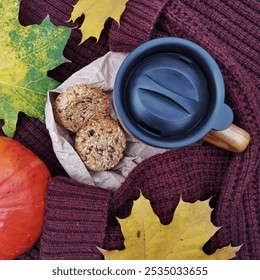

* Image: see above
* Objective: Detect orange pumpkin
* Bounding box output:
[0,136,51,259]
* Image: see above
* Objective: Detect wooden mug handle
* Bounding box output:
[202,124,251,153]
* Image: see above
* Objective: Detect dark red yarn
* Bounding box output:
[1,0,259,259]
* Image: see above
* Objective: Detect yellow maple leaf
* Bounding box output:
[99,193,241,260]
[70,0,128,43]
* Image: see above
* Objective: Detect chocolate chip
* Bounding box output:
[87,130,95,137]
[108,145,115,153]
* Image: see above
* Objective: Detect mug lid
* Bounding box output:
[126,52,209,137]
[114,37,231,148]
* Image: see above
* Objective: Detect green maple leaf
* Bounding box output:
[0,0,70,137]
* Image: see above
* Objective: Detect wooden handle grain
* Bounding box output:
[202,124,251,153]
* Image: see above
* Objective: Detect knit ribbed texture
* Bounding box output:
[40,177,111,260]
[182,0,260,83]
[3,0,259,260]
[109,0,169,52]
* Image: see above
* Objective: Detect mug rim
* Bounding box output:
[114,37,228,148]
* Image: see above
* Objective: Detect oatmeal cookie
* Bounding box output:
[75,115,126,171]
[53,84,110,133]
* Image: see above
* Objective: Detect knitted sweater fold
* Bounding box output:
[40,177,112,260]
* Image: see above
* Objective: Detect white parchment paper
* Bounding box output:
[45,51,167,191]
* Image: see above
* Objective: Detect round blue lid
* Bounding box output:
[126,52,209,137]
[114,37,233,148]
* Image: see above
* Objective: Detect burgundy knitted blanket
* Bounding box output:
[1,0,259,259]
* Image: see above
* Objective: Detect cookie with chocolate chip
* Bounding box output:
[75,115,126,171]
[53,84,110,133]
